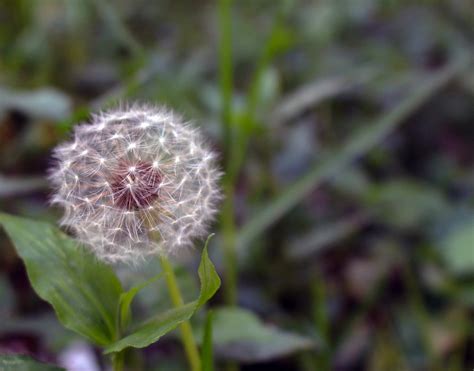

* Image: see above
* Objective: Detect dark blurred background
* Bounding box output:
[0,0,473,370]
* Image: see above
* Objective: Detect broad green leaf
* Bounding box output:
[237,58,469,260]
[119,273,163,329]
[105,241,220,354]
[196,307,315,363]
[106,302,195,353]
[440,218,474,275]
[0,213,122,346]
[0,354,64,371]
[201,310,215,371]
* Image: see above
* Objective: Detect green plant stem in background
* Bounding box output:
[112,304,125,371]
[218,0,234,160]
[218,0,238,306]
[111,351,124,371]
[218,0,293,307]
[160,256,201,371]
[221,185,238,305]
[228,0,293,182]
[218,3,294,307]
[201,310,215,371]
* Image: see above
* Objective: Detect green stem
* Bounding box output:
[218,0,238,307]
[111,290,125,371]
[221,182,238,305]
[218,0,234,161]
[160,256,201,371]
[219,5,295,308]
[111,351,124,371]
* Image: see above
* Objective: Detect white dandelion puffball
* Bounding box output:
[50,105,221,263]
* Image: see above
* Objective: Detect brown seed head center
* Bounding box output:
[110,161,162,210]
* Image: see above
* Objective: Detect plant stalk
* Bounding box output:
[221,182,238,305]
[160,255,201,371]
[218,0,238,307]
[111,351,124,371]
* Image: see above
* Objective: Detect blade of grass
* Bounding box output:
[228,0,294,181]
[217,0,238,306]
[242,0,294,130]
[220,0,294,306]
[237,56,470,260]
[218,0,234,160]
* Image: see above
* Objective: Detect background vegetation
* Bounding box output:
[0,0,473,370]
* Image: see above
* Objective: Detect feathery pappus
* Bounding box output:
[49,104,221,264]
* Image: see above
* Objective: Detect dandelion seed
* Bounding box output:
[49,104,221,264]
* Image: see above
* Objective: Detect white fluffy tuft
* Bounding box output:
[49,104,222,264]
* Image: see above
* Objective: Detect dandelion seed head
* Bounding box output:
[49,104,222,264]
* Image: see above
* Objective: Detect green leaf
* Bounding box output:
[119,273,163,330]
[0,354,64,371]
[0,213,123,346]
[440,218,474,275]
[237,58,469,260]
[105,240,221,354]
[201,310,214,371]
[106,303,195,354]
[196,307,316,363]
[196,237,221,307]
